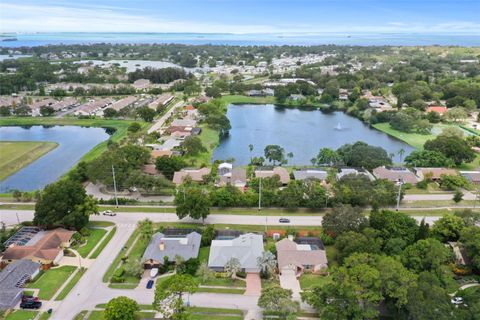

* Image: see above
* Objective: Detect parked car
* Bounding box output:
[451,297,464,305]
[279,218,290,223]
[20,300,42,309]
[146,280,154,289]
[101,210,116,216]
[22,295,39,302]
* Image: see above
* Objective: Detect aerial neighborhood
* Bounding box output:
[1,32,480,320]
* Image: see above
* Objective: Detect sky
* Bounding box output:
[1,0,479,34]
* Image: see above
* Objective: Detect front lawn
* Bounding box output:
[299,274,332,290]
[75,228,107,258]
[90,227,117,259]
[26,266,77,300]
[55,267,87,300]
[5,310,38,320]
[198,247,210,264]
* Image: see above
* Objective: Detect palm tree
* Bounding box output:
[224,257,241,281]
[137,218,153,243]
[256,251,277,275]
[398,148,406,164]
[248,144,254,163]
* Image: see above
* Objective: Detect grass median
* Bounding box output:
[90,227,117,259]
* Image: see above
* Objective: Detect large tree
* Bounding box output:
[401,238,451,272]
[431,213,466,242]
[460,226,480,271]
[264,145,285,165]
[154,274,198,320]
[337,141,392,170]
[313,148,341,166]
[182,136,206,156]
[424,135,475,165]
[174,185,211,222]
[322,204,368,237]
[34,179,98,230]
[369,210,418,245]
[155,156,188,180]
[258,285,299,319]
[404,150,455,168]
[104,296,139,320]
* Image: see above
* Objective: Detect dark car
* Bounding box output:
[146,280,154,289]
[20,300,42,309]
[22,295,39,302]
[279,218,290,223]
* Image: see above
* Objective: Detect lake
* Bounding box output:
[213,104,415,165]
[0,126,110,192]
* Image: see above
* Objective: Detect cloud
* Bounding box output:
[0,2,479,34]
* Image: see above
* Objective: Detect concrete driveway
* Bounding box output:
[279,269,301,299]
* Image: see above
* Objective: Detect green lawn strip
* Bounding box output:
[38,312,51,320]
[88,221,115,227]
[75,228,107,258]
[23,290,35,296]
[299,274,332,290]
[90,227,117,259]
[26,266,77,300]
[221,95,276,105]
[73,311,88,320]
[401,200,475,208]
[183,125,219,167]
[103,228,140,282]
[0,141,58,180]
[196,287,245,294]
[87,310,104,320]
[54,267,87,300]
[188,307,243,315]
[198,247,210,264]
[191,315,242,320]
[4,310,38,320]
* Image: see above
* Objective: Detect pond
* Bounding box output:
[213,104,415,165]
[0,126,110,192]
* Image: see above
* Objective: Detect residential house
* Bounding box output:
[132,79,151,91]
[50,97,78,112]
[293,169,328,182]
[255,167,290,185]
[289,94,306,101]
[208,233,264,273]
[142,231,201,269]
[150,149,173,160]
[373,166,418,185]
[0,260,40,310]
[75,98,113,116]
[460,171,480,184]
[142,164,160,176]
[426,105,448,115]
[336,168,374,181]
[109,96,137,112]
[1,228,75,265]
[173,167,211,185]
[413,168,458,182]
[171,119,197,127]
[276,237,328,275]
[217,165,247,188]
[148,94,174,110]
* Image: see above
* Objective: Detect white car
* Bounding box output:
[101,210,116,216]
[451,297,464,305]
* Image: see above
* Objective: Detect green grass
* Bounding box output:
[196,287,245,294]
[200,277,246,287]
[38,312,51,320]
[221,95,276,105]
[4,310,38,320]
[0,117,146,164]
[55,267,86,300]
[108,283,139,289]
[26,266,77,300]
[87,310,104,320]
[372,123,434,149]
[73,311,88,320]
[191,315,242,320]
[90,227,117,259]
[0,141,58,180]
[299,274,332,290]
[198,247,210,264]
[188,307,243,315]
[183,125,220,166]
[88,221,115,227]
[75,228,107,258]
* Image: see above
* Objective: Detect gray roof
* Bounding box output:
[142,231,201,263]
[0,260,40,309]
[208,233,264,271]
[293,169,327,181]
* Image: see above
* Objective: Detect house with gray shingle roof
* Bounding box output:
[0,260,40,310]
[142,231,201,269]
[208,233,264,273]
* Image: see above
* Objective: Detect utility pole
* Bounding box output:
[258,177,262,211]
[111,165,119,208]
[396,179,403,212]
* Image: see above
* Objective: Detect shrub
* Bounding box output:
[319,233,335,246]
[111,267,125,283]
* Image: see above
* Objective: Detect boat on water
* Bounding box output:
[1,37,18,42]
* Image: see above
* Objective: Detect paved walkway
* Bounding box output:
[279,270,302,299]
[245,273,262,296]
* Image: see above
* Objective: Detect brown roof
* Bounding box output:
[255,167,290,184]
[218,167,247,187]
[151,150,173,159]
[142,164,160,175]
[373,166,418,185]
[275,238,328,270]
[173,168,211,185]
[426,106,448,114]
[2,228,74,262]
[414,167,458,180]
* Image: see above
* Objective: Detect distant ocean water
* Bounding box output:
[1,32,480,47]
